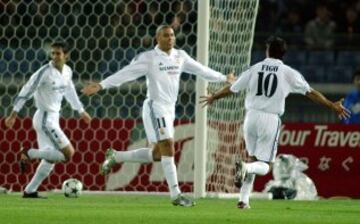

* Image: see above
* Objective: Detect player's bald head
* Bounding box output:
[266,36,287,60]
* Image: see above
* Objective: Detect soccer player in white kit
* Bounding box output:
[200,36,350,209]
[82,25,235,206]
[5,41,92,198]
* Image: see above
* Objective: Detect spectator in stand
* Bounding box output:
[280,9,304,33]
[337,7,360,48]
[255,0,279,33]
[304,4,336,50]
[343,70,360,124]
[279,9,304,47]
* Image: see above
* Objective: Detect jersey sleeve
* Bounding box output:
[13,66,47,112]
[229,68,252,93]
[285,67,311,95]
[100,53,149,89]
[343,93,353,110]
[342,93,353,124]
[181,50,226,82]
[64,73,85,114]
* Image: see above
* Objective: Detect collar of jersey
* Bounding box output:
[49,61,68,76]
[155,45,174,57]
[265,57,284,64]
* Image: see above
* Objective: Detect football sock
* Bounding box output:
[24,160,54,193]
[114,148,153,163]
[245,161,270,175]
[239,174,255,204]
[161,156,181,199]
[28,148,65,162]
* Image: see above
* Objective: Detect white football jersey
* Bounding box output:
[13,61,84,113]
[230,58,311,115]
[100,45,226,105]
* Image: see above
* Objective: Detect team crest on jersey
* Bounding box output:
[174,55,182,64]
[159,128,165,135]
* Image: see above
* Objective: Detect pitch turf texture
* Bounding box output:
[0,193,359,224]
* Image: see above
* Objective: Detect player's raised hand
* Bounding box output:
[199,94,215,108]
[226,72,236,84]
[81,82,102,96]
[80,111,92,124]
[332,98,351,120]
[200,86,233,108]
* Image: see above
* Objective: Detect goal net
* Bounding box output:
[205,0,259,196]
[0,0,258,196]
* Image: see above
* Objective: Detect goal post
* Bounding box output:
[194,0,259,197]
[194,0,211,198]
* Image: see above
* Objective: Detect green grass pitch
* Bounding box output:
[0,193,359,224]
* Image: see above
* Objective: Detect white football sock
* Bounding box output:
[239,174,255,204]
[245,161,270,176]
[24,160,54,193]
[114,148,153,163]
[27,148,65,162]
[161,156,181,199]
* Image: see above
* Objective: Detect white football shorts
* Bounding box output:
[33,110,70,150]
[243,109,281,162]
[142,99,175,143]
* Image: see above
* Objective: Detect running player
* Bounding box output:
[200,36,350,209]
[5,41,91,198]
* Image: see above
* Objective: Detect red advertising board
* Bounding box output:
[272,123,360,198]
[0,118,359,198]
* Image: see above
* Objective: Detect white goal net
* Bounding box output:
[205,0,259,195]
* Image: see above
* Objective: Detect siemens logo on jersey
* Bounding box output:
[159,65,180,71]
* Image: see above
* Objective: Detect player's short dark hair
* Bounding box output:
[266,36,287,59]
[51,41,69,54]
[353,70,360,81]
[156,25,173,36]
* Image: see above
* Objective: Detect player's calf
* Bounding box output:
[19,147,31,174]
[234,160,247,188]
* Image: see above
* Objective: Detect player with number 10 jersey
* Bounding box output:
[231,58,310,116]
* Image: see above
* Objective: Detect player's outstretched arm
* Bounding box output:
[226,72,236,84]
[5,111,18,128]
[306,89,351,120]
[81,82,102,96]
[331,98,351,120]
[200,85,233,107]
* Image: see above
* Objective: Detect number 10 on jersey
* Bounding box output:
[256,72,278,97]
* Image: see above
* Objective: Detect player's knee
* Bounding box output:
[65,151,74,161]
[62,145,75,161]
[248,156,257,162]
[153,153,161,161]
[157,139,175,157]
[268,163,273,172]
[152,147,161,161]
